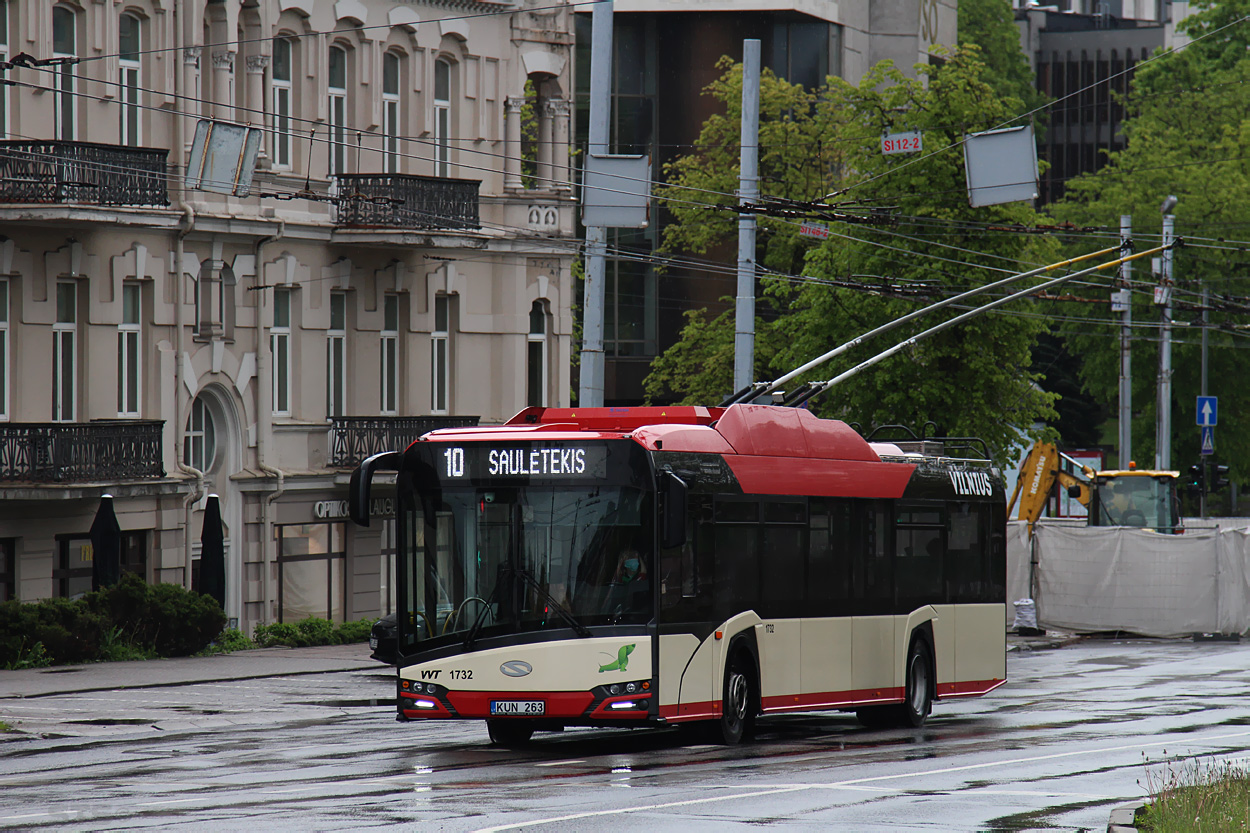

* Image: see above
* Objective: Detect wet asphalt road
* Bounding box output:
[3,638,1250,831]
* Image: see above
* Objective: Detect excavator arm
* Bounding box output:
[1008,441,1092,535]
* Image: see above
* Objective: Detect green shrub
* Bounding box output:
[334,618,373,644]
[86,573,226,657]
[295,616,335,645]
[213,628,257,653]
[252,621,307,648]
[0,597,109,666]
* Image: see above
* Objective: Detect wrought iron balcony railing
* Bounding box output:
[0,141,170,207]
[330,416,480,468]
[336,174,480,230]
[0,421,166,483]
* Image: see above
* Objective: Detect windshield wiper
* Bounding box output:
[512,566,593,638]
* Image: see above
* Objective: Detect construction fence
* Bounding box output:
[1006,519,1250,638]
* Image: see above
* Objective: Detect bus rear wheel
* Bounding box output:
[900,638,933,728]
[715,650,756,745]
[486,719,535,747]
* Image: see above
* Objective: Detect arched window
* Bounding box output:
[53,6,76,141]
[271,37,294,168]
[382,52,401,174]
[119,13,141,145]
[527,300,547,407]
[185,395,217,472]
[328,45,347,176]
[434,59,451,177]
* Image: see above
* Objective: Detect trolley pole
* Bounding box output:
[1118,215,1132,468]
[1156,203,1176,471]
[733,40,761,395]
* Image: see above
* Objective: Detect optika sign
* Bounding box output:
[314,498,393,519]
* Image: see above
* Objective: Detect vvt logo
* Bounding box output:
[500,660,533,677]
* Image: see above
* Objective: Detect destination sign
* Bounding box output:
[438,444,608,481]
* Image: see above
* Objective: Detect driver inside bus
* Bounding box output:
[613,548,647,584]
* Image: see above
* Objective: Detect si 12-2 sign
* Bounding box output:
[882,130,922,155]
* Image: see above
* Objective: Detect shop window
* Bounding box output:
[276,522,346,623]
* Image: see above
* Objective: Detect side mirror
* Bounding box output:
[660,470,687,549]
[348,450,402,527]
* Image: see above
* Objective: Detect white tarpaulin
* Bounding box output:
[1028,523,1250,637]
[1006,520,1032,627]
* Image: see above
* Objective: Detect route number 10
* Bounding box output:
[444,447,465,477]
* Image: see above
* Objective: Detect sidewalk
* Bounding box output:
[1,631,1077,701]
[0,642,379,700]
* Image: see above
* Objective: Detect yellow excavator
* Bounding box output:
[1008,442,1183,535]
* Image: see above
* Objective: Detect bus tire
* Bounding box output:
[715,649,756,745]
[486,719,535,747]
[900,637,933,728]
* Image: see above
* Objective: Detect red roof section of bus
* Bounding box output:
[432,404,881,464]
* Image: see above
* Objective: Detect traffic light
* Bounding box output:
[1212,464,1230,491]
[1187,463,1205,496]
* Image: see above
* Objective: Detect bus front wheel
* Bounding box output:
[486,719,535,747]
[716,650,756,745]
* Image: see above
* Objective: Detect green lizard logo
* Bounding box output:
[598,643,635,673]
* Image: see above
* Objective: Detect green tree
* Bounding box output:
[1049,1,1250,485]
[649,48,1062,462]
[958,0,1047,114]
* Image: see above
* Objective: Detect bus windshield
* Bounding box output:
[1095,476,1177,531]
[398,485,652,655]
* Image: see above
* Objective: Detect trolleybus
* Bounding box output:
[348,403,1006,745]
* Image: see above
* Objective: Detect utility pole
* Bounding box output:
[1200,272,1209,517]
[1118,215,1132,468]
[578,0,613,408]
[1156,197,1177,471]
[733,40,761,395]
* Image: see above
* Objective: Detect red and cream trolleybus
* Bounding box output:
[348,403,1007,746]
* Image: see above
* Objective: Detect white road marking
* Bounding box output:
[472,727,1250,832]
[535,760,586,767]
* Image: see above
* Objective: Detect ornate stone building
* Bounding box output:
[0,0,577,633]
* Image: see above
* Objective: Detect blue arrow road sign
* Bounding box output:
[1197,396,1218,427]
[1201,426,1215,456]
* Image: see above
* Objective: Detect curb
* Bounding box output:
[1107,800,1146,832]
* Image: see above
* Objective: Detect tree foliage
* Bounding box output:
[1049,0,1250,483]
[648,48,1061,463]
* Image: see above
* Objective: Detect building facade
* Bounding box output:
[573,0,959,403]
[0,0,578,634]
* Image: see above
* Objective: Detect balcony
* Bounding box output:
[330,416,480,468]
[0,141,169,207]
[336,174,480,230]
[0,421,165,483]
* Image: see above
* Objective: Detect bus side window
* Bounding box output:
[714,498,760,613]
[853,499,893,608]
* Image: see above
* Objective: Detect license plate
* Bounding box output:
[369,636,378,650]
[490,700,544,716]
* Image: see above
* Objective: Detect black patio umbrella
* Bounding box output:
[199,494,226,610]
[89,493,122,591]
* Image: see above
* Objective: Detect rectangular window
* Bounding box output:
[327,291,346,418]
[329,46,347,177]
[277,522,346,623]
[0,278,7,420]
[117,283,141,416]
[0,537,13,601]
[53,281,76,421]
[434,60,451,177]
[271,288,291,416]
[272,38,293,168]
[431,294,448,414]
[383,53,401,174]
[119,14,140,146]
[527,300,546,408]
[53,9,76,141]
[55,536,94,599]
[0,2,8,139]
[381,294,398,415]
